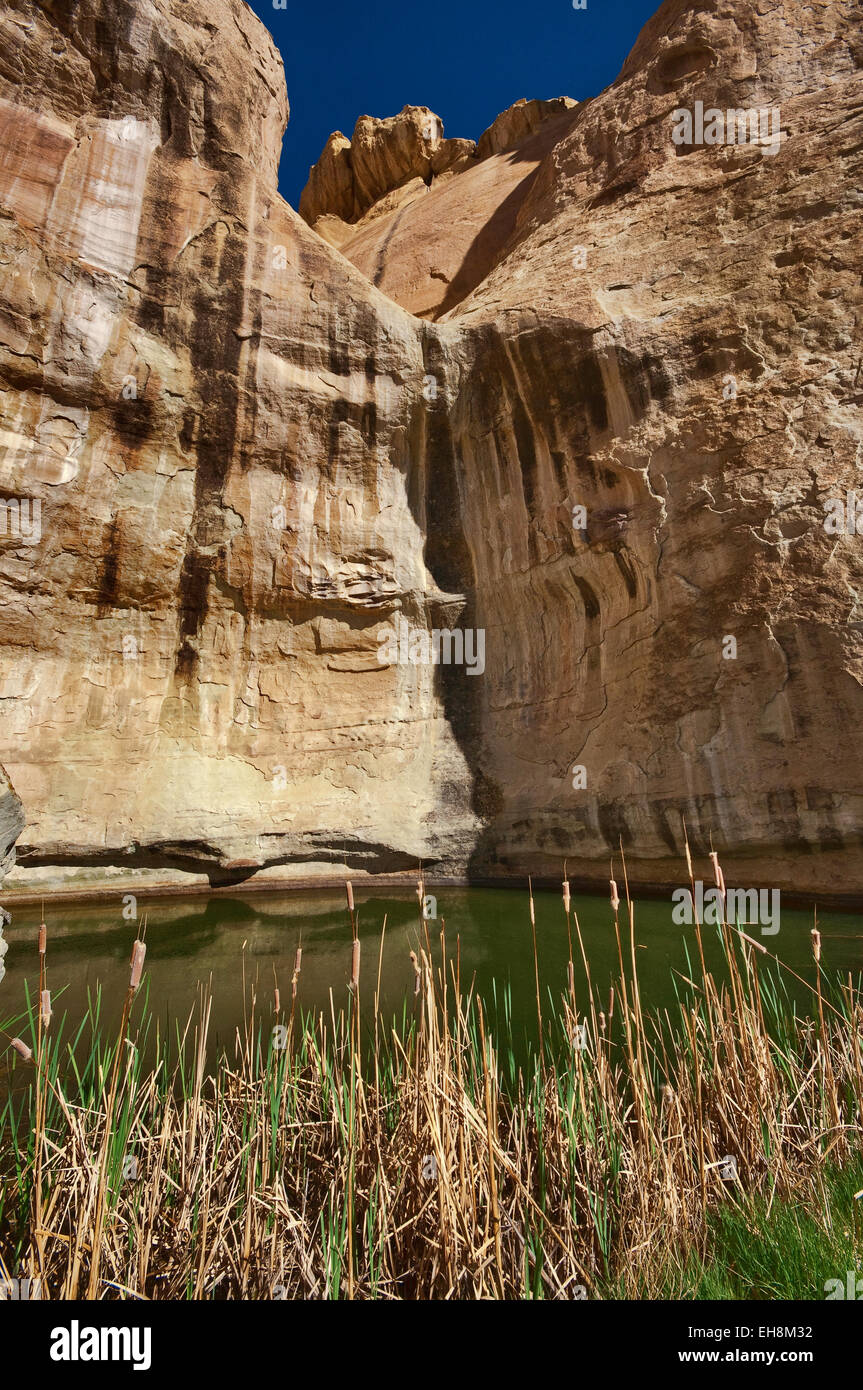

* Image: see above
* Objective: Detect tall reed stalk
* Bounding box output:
[1,856,860,1299]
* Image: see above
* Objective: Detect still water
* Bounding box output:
[2,886,862,1064]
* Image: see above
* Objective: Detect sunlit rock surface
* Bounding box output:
[0,0,861,901]
[301,98,581,320]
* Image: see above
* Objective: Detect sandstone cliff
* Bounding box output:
[0,767,24,887]
[300,98,580,319]
[0,0,861,901]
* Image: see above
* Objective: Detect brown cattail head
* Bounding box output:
[416,876,424,906]
[11,1037,32,1062]
[273,987,280,1014]
[410,949,421,996]
[129,939,146,991]
[38,924,46,956]
[811,927,822,964]
[610,878,620,912]
[40,989,51,1029]
[709,850,721,887]
[291,947,302,1000]
[567,960,574,995]
[350,937,361,990]
[562,879,571,914]
[345,881,354,913]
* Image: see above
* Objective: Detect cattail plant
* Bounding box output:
[410,949,421,997]
[344,886,361,1298]
[527,877,543,1059]
[283,943,302,1051]
[34,918,49,1280]
[345,879,358,948]
[709,849,727,908]
[129,939,146,992]
[350,938,361,992]
[292,946,302,999]
[2,860,861,1302]
[609,860,629,1022]
[682,817,708,992]
[289,944,302,1035]
[560,863,577,1018]
[82,931,147,1298]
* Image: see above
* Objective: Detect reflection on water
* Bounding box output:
[1,886,862,1068]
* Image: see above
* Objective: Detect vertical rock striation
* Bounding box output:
[0,0,861,899]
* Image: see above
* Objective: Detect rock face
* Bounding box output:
[474,96,577,160]
[0,0,861,901]
[0,0,479,898]
[300,99,581,318]
[0,768,24,887]
[299,106,475,236]
[323,103,582,321]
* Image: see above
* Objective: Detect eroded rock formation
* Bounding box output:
[298,105,476,238]
[0,767,24,887]
[300,98,580,318]
[0,0,861,901]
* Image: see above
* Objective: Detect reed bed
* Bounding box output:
[0,853,861,1300]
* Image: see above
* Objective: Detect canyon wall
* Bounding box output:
[0,0,861,900]
[0,767,23,888]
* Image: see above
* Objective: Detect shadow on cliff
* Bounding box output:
[413,314,678,884]
[431,109,582,320]
[431,169,541,320]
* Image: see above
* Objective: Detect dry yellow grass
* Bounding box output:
[1,853,861,1299]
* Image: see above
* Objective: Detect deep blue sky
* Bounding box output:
[244,0,660,209]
